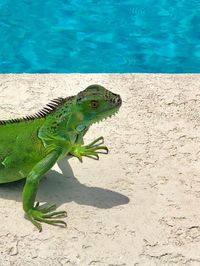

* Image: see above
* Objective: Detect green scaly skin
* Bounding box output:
[0,84,122,231]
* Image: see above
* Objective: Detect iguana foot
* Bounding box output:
[71,136,108,161]
[25,202,67,232]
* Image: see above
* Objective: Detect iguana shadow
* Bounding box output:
[0,157,129,209]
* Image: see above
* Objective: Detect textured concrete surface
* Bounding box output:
[0,74,200,265]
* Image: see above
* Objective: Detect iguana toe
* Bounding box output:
[36,202,57,213]
[70,136,108,161]
[26,204,67,232]
[86,136,104,147]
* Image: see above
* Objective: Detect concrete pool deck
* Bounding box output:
[0,74,200,265]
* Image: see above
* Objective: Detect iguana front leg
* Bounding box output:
[22,148,67,232]
[70,136,108,161]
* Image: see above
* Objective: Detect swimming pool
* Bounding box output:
[0,0,199,73]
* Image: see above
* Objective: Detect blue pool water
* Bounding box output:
[0,0,200,73]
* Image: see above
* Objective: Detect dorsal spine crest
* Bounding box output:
[0,96,74,126]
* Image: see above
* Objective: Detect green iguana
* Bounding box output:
[0,84,122,231]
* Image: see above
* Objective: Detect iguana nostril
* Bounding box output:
[115,96,122,104]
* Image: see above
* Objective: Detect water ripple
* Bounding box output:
[0,0,199,73]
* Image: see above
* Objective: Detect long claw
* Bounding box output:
[43,211,67,218]
[82,151,99,160]
[39,203,57,213]
[85,155,99,160]
[94,154,99,160]
[92,146,109,153]
[26,214,42,232]
[37,217,67,227]
[86,136,104,147]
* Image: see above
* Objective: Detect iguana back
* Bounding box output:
[0,118,46,183]
[0,96,68,183]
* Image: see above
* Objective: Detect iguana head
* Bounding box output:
[74,84,122,127]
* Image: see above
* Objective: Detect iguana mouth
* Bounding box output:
[100,94,122,121]
[94,99,122,124]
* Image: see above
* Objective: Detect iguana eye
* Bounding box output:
[91,100,99,108]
